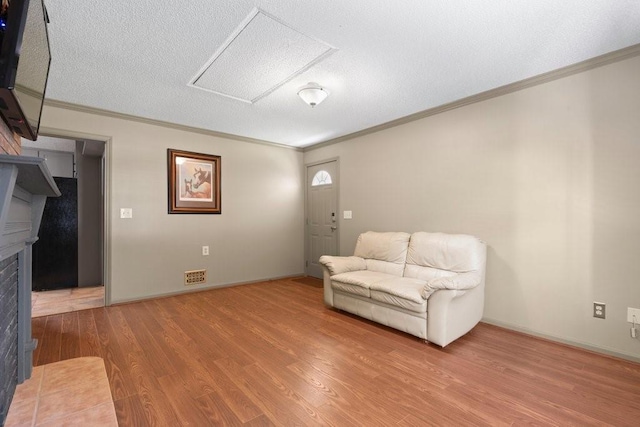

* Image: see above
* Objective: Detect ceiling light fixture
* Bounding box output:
[297,82,329,107]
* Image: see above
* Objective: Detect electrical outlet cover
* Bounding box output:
[627,307,640,323]
[593,302,606,319]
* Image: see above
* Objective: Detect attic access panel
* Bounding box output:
[189,8,336,104]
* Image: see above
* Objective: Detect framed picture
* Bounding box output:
[168,149,221,214]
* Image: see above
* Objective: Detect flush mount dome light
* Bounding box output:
[297,82,329,107]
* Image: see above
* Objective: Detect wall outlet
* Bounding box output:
[202,246,209,256]
[593,302,606,319]
[627,307,640,324]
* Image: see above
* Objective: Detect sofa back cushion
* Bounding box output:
[354,231,410,276]
[404,232,485,280]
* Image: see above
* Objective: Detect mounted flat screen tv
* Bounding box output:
[0,0,50,140]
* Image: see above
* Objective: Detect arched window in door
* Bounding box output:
[311,170,332,186]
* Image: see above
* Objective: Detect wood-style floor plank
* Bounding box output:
[196,390,245,426]
[60,311,81,360]
[77,307,102,358]
[91,307,139,401]
[33,277,640,426]
[35,314,62,365]
[31,315,46,364]
[113,394,149,427]
[125,350,181,426]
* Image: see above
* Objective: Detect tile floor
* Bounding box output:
[5,357,117,426]
[31,286,104,318]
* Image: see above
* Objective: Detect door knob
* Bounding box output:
[331,226,337,231]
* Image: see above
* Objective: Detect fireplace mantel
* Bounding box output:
[1,155,61,259]
[0,154,59,393]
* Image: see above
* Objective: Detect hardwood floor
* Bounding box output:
[32,277,640,426]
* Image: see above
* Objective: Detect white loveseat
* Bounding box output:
[319,231,486,347]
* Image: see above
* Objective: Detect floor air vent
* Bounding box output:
[184,269,207,286]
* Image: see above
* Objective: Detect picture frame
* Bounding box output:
[168,149,221,214]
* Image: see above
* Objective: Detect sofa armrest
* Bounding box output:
[322,267,334,306]
[319,255,366,275]
[422,271,482,299]
[427,283,484,347]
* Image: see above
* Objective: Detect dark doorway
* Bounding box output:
[32,177,79,291]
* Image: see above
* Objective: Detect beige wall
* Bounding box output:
[305,55,640,359]
[40,106,305,303]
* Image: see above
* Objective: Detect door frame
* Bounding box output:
[304,157,340,276]
[40,127,112,306]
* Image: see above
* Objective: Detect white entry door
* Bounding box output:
[306,160,338,278]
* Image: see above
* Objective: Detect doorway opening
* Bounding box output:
[22,135,108,317]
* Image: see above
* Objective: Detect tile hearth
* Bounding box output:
[5,357,117,426]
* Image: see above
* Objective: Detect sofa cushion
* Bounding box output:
[364,259,405,276]
[404,232,485,280]
[354,231,410,276]
[369,277,427,313]
[403,264,456,282]
[331,270,398,298]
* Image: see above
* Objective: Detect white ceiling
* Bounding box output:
[43,0,640,148]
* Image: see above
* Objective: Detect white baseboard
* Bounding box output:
[482,317,640,364]
[110,273,306,306]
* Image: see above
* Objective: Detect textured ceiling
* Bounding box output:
[43,0,640,148]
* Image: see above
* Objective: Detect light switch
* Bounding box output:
[120,208,133,219]
[343,210,353,219]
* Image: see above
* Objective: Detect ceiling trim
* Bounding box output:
[42,99,302,151]
[304,42,640,152]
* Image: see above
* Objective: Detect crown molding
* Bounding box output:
[42,99,303,152]
[303,43,640,152]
